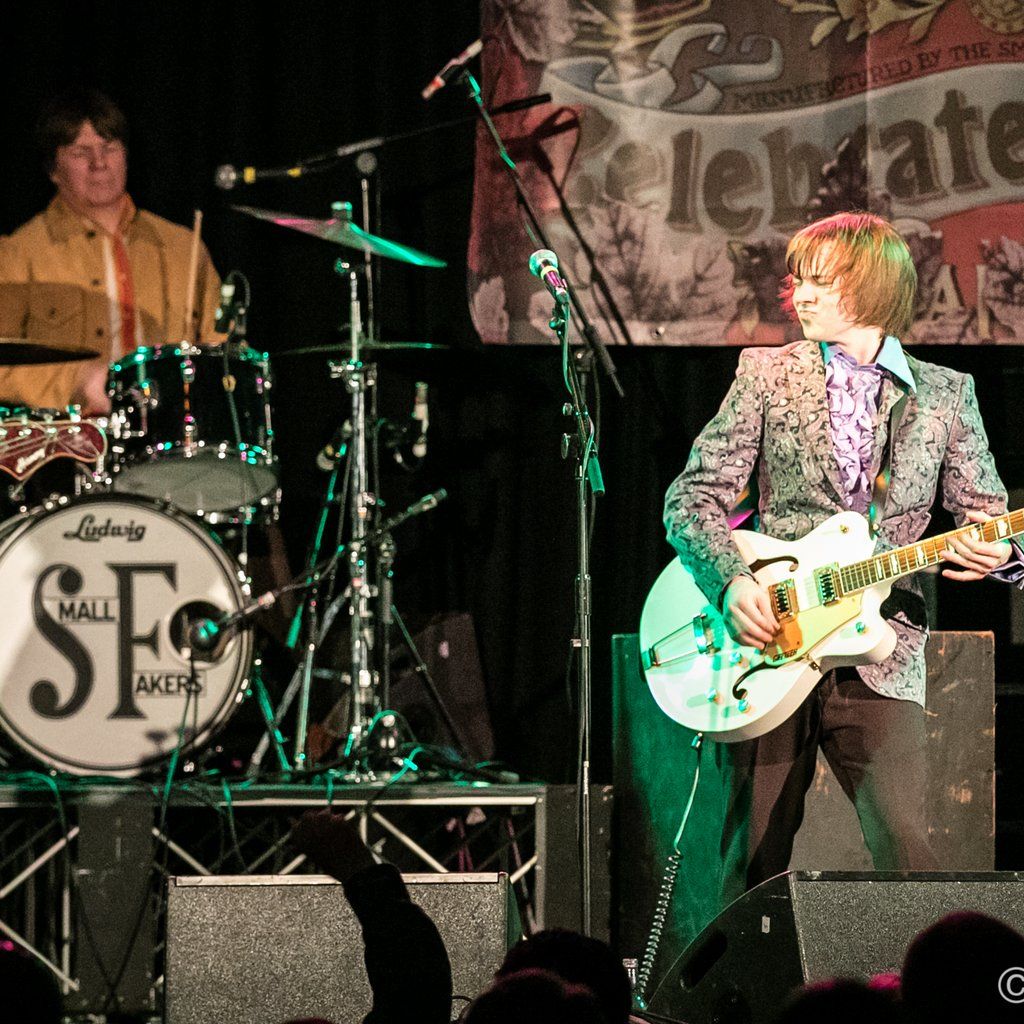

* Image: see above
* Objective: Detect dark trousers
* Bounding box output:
[718,668,938,905]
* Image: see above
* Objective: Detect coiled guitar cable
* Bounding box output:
[634,732,704,1010]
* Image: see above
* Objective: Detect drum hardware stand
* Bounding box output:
[214,269,253,537]
[355,150,380,343]
[266,242,380,776]
[247,656,291,773]
[244,488,448,779]
[460,65,609,934]
[236,199,444,778]
[215,270,288,752]
[298,252,380,773]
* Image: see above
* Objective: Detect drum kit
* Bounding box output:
[0,205,450,779]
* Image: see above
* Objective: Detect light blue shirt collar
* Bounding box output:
[820,335,916,393]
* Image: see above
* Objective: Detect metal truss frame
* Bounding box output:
[0,778,563,1016]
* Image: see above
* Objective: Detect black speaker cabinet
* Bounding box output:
[652,870,1024,1024]
[165,872,518,1024]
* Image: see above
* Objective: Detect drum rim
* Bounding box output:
[0,493,254,777]
[110,439,277,464]
[109,342,271,371]
[108,445,280,517]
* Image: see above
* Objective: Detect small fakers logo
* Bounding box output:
[62,514,147,543]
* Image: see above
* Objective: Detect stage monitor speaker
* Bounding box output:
[165,872,518,1024]
[651,870,1024,1024]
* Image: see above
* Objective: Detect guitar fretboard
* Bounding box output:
[839,509,1024,595]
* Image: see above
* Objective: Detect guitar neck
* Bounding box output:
[838,509,1024,595]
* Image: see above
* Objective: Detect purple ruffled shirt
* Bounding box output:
[824,348,886,514]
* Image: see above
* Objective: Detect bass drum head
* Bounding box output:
[0,495,252,776]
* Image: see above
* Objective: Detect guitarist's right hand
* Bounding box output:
[723,575,779,649]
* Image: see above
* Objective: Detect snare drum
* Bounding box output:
[0,494,252,775]
[108,343,278,522]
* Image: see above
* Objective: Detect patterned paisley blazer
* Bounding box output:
[664,340,1015,704]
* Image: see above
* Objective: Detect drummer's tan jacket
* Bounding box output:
[0,195,221,410]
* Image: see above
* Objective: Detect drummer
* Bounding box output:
[0,87,223,416]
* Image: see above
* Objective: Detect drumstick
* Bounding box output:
[182,209,203,346]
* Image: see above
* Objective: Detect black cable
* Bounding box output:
[636,733,704,1010]
[220,775,249,872]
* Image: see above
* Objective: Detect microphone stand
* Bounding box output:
[458,69,623,398]
[548,292,604,938]
[460,67,610,936]
[216,95,554,189]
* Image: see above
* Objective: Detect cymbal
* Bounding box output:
[0,339,101,365]
[232,205,447,268]
[277,341,450,358]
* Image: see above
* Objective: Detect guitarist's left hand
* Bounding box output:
[941,509,1014,581]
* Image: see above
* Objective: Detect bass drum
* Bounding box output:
[0,495,252,776]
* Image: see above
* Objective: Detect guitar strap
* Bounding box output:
[868,389,910,539]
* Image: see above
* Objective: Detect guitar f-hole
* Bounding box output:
[731,662,770,702]
[748,555,799,574]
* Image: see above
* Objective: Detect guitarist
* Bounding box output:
[664,212,1022,903]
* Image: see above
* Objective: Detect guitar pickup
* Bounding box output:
[814,564,843,605]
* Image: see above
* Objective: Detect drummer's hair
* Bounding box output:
[35,87,129,173]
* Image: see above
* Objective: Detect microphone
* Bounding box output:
[214,162,305,190]
[316,421,352,472]
[214,279,236,331]
[188,591,279,653]
[377,489,448,535]
[421,38,484,100]
[528,249,569,306]
[411,382,429,459]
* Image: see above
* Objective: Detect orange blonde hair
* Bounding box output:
[780,212,918,338]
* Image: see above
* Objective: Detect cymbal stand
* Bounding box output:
[355,150,380,343]
[293,244,381,772]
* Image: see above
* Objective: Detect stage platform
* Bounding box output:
[0,775,611,1019]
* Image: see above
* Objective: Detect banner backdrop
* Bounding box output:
[468,0,1024,345]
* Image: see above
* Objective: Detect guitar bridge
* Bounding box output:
[771,579,798,618]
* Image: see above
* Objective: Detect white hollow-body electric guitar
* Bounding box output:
[639,508,1024,742]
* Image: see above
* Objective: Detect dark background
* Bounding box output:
[2,3,1023,860]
